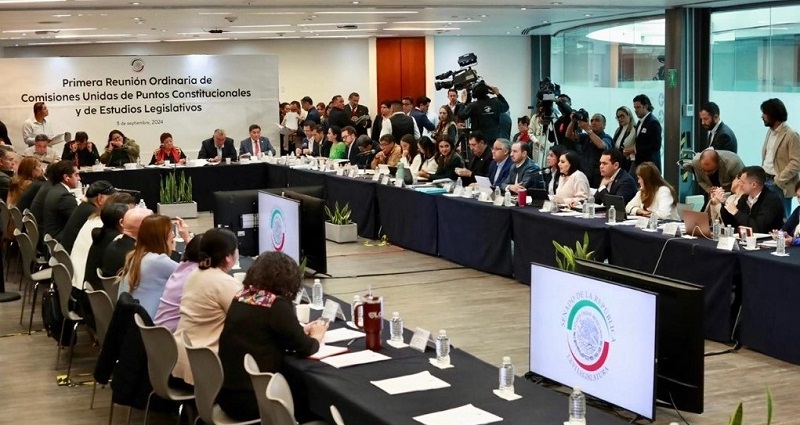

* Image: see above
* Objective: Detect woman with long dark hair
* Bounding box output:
[554,150,590,205]
[432,105,457,146]
[544,145,567,195]
[420,135,465,181]
[399,134,422,176]
[100,129,140,166]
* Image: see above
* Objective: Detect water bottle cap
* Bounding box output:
[502,356,511,363]
[573,386,582,394]
[353,295,361,301]
[392,311,399,317]
[314,279,321,284]
[438,329,447,336]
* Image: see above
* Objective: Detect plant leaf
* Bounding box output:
[766,386,773,425]
[728,402,743,425]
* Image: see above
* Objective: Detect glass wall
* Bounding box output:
[710,5,800,168]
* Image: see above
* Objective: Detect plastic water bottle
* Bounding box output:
[776,230,786,255]
[503,190,512,207]
[588,201,596,218]
[498,356,515,395]
[712,219,721,241]
[581,202,590,218]
[648,213,658,230]
[456,177,463,190]
[607,205,617,224]
[435,330,450,365]
[389,312,403,343]
[311,279,323,308]
[493,186,501,201]
[351,295,361,323]
[396,162,405,185]
[137,199,147,209]
[725,224,734,238]
[569,387,586,423]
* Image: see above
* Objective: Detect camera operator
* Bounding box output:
[457,83,509,145]
[553,94,574,149]
[566,111,613,187]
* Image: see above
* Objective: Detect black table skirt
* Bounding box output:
[435,195,513,276]
[287,168,327,188]
[607,226,737,342]
[263,163,289,188]
[739,247,800,364]
[511,209,610,285]
[324,175,380,239]
[80,167,162,210]
[374,185,437,256]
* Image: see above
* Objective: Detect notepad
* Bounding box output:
[413,404,503,425]
[322,327,365,344]
[371,371,450,395]
[320,350,391,368]
[308,344,348,360]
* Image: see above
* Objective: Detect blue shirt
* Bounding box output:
[119,253,178,319]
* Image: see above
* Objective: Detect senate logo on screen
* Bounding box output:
[563,292,616,381]
[270,208,286,252]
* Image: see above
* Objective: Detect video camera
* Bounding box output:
[573,108,590,122]
[535,77,561,121]
[435,53,483,92]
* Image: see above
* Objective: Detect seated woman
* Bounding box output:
[118,214,180,318]
[172,228,242,385]
[419,135,464,181]
[217,252,327,422]
[626,161,679,220]
[150,132,187,165]
[327,126,346,160]
[100,129,140,166]
[776,181,800,247]
[83,201,131,291]
[544,145,567,195]
[153,234,202,333]
[7,157,42,206]
[555,151,590,205]
[417,136,438,178]
[399,134,422,177]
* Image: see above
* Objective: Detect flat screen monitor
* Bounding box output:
[530,263,657,420]
[258,191,301,263]
[574,259,704,414]
[283,190,327,274]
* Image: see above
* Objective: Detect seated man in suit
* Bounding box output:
[43,160,81,241]
[455,131,492,185]
[719,166,785,233]
[501,141,543,193]
[692,148,744,195]
[594,149,637,204]
[371,134,402,169]
[486,138,512,188]
[198,129,237,163]
[355,135,375,169]
[100,206,153,277]
[340,126,360,165]
[239,124,276,157]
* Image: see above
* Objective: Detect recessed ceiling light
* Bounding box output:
[52,14,71,17]
[584,14,592,17]
[515,26,520,29]
[550,1,562,4]
[480,14,487,18]
[520,7,527,10]
[351,0,359,3]
[543,20,549,23]
[506,31,510,34]
[129,1,140,4]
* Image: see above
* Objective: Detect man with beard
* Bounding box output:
[760,98,800,217]
[699,102,737,152]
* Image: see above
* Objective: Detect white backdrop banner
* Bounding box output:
[0,55,279,157]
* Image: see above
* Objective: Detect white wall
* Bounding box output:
[431,36,532,124]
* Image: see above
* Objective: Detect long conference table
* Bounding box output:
[81,161,800,364]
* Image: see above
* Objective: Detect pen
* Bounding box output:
[346,338,356,346]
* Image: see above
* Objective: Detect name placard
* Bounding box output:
[409,327,431,353]
[717,236,736,251]
[372,172,381,181]
[381,175,390,185]
[662,222,679,236]
[321,299,342,323]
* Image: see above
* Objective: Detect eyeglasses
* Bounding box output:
[379,142,391,147]
[616,115,626,120]
[402,102,411,106]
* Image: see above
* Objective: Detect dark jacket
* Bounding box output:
[84,227,122,291]
[458,95,510,143]
[343,104,372,136]
[594,168,638,205]
[43,183,77,242]
[62,143,101,166]
[634,113,663,171]
[502,157,543,191]
[60,201,95,253]
[0,119,10,145]
[101,234,136,277]
[389,113,416,142]
[705,121,738,153]
[16,177,46,214]
[304,107,321,125]
[410,108,435,133]
[430,154,466,181]
[782,206,800,235]
[327,107,350,130]
[370,114,384,145]
[462,146,493,185]
[198,137,237,161]
[719,186,785,233]
[0,169,13,201]
[488,158,513,188]
[30,181,53,235]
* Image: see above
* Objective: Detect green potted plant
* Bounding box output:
[729,387,773,425]
[157,170,197,218]
[553,231,594,271]
[324,201,357,243]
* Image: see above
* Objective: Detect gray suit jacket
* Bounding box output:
[239,136,276,156]
[762,123,800,197]
[693,150,744,194]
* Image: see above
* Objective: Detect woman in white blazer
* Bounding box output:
[555,151,590,205]
[626,162,679,220]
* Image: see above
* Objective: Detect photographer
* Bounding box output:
[566,111,612,187]
[553,94,574,149]
[458,83,509,145]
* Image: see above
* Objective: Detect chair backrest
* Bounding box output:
[14,230,37,281]
[52,263,78,319]
[265,373,298,425]
[22,208,35,222]
[243,354,274,425]
[85,289,114,346]
[43,233,58,257]
[676,203,693,220]
[0,199,9,236]
[685,194,705,212]
[134,313,181,400]
[183,333,223,424]
[9,206,23,234]
[330,405,346,425]
[22,217,39,248]
[97,268,120,305]
[52,246,74,280]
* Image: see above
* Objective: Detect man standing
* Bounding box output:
[455,131,492,185]
[719,166,784,233]
[22,102,54,146]
[458,83,509,145]
[371,134,402,169]
[487,138,513,188]
[371,100,391,146]
[699,102,737,152]
[239,124,275,157]
[594,149,637,204]
[60,180,116,253]
[343,92,371,137]
[62,131,100,166]
[24,134,60,164]
[199,129,237,162]
[446,89,462,117]
[43,160,81,241]
[760,97,800,217]
[0,146,15,200]
[389,100,417,142]
[628,94,662,171]
[566,113,613,187]
[0,118,11,145]
[411,96,436,134]
[301,96,320,125]
[327,95,350,130]
[692,149,744,195]
[502,141,542,193]
[341,126,360,165]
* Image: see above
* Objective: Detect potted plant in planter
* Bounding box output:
[157,170,197,218]
[324,202,357,243]
[553,231,594,271]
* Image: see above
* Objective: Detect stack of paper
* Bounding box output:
[413,404,503,425]
[320,350,391,368]
[370,371,450,395]
[308,344,348,360]
[322,328,365,344]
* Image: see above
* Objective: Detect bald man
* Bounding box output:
[692,149,744,195]
[100,207,153,277]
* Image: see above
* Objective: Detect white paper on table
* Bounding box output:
[413,404,503,425]
[553,211,582,217]
[308,344,348,360]
[760,240,778,248]
[371,371,450,395]
[320,350,391,368]
[322,327,365,344]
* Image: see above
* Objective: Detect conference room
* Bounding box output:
[0,0,798,424]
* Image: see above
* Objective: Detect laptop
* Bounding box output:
[526,188,550,208]
[683,210,712,238]
[602,194,627,222]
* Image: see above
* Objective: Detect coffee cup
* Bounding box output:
[225,158,231,165]
[296,304,311,324]
[518,190,528,207]
[746,236,757,250]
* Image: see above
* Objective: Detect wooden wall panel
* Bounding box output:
[376,37,425,104]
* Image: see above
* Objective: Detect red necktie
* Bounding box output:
[253,139,260,155]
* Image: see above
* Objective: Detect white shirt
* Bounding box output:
[22,117,53,146]
[625,185,679,220]
[636,112,651,136]
[708,120,722,146]
[380,116,392,138]
[421,157,438,174]
[762,122,785,176]
[400,153,422,175]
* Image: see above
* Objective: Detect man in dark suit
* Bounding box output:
[487,138,513,188]
[389,100,416,142]
[455,131,492,185]
[298,123,327,157]
[0,146,15,200]
[370,100,391,147]
[355,135,375,169]
[594,149,637,204]
[43,160,81,242]
[502,141,543,193]
[101,207,152,277]
[343,92,371,137]
[699,102,737,152]
[341,126,360,165]
[692,149,744,195]
[327,95,350,130]
[239,124,276,157]
[628,94,662,171]
[410,96,435,134]
[60,180,116,253]
[198,129,237,162]
[720,166,784,233]
[445,89,463,118]
[301,96,320,125]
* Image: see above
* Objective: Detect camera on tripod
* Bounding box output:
[535,77,561,120]
[435,53,482,92]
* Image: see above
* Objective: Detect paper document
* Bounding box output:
[553,211,582,217]
[322,327,365,344]
[371,371,450,395]
[759,240,778,248]
[308,344,348,360]
[413,404,503,425]
[320,350,391,368]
